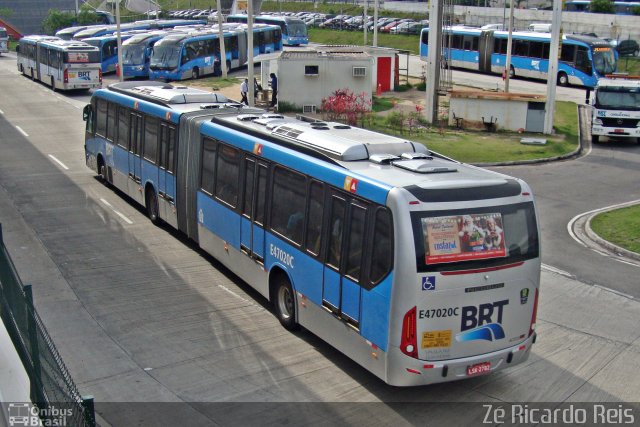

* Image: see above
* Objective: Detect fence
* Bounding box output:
[0,224,95,427]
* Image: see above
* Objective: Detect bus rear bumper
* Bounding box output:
[386,333,536,386]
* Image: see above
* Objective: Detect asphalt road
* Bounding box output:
[1,53,639,425]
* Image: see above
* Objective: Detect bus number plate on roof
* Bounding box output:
[344,176,358,193]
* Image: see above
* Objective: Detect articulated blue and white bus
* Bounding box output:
[227,14,308,46]
[17,36,102,90]
[420,26,617,87]
[149,25,282,81]
[83,81,541,386]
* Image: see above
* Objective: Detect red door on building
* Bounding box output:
[377,56,391,92]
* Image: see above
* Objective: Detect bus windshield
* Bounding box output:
[592,48,616,75]
[596,86,640,110]
[0,29,7,38]
[123,44,145,65]
[150,45,181,69]
[287,22,307,37]
[412,202,538,272]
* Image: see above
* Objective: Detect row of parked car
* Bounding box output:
[317,15,429,35]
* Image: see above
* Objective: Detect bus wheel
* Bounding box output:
[192,67,200,80]
[146,188,160,225]
[98,157,107,183]
[51,76,56,91]
[509,65,515,79]
[274,275,298,331]
[558,72,569,86]
[591,135,599,144]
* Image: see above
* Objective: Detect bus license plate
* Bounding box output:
[614,129,624,133]
[467,362,491,376]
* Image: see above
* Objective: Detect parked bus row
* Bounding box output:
[225,14,308,46]
[54,19,207,40]
[83,81,541,386]
[420,26,617,87]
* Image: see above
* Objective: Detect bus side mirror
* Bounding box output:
[83,104,92,121]
[585,89,591,105]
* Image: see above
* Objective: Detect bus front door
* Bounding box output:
[158,123,177,229]
[240,157,268,263]
[128,112,144,205]
[322,192,364,328]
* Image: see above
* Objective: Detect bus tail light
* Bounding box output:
[99,69,103,83]
[400,306,418,359]
[529,288,539,337]
[63,68,68,84]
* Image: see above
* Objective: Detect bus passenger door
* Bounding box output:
[323,193,346,316]
[128,112,144,204]
[158,123,177,228]
[240,157,268,263]
[323,193,366,328]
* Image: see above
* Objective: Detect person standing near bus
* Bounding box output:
[269,73,278,108]
[240,78,249,105]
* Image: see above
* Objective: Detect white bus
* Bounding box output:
[17,36,102,91]
[0,27,8,55]
[84,81,541,386]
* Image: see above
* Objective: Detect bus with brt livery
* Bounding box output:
[82,81,540,386]
[16,36,102,91]
[420,26,617,87]
[226,14,308,46]
[149,25,282,81]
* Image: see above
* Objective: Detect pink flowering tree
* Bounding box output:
[321,88,372,126]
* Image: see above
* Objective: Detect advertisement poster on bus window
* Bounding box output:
[422,213,506,264]
[68,52,89,63]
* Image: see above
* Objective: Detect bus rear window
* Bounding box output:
[411,202,538,272]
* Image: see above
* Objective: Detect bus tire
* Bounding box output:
[97,156,107,182]
[591,135,599,144]
[558,72,569,86]
[146,187,160,225]
[51,76,56,91]
[274,275,298,331]
[509,65,515,79]
[192,67,199,80]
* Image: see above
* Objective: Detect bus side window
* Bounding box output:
[143,116,159,164]
[214,144,240,207]
[367,208,393,287]
[305,180,324,257]
[83,104,94,134]
[96,99,107,137]
[117,107,129,149]
[106,102,117,142]
[200,137,217,195]
[345,204,367,282]
[270,166,306,245]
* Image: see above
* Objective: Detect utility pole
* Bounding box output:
[373,0,379,47]
[217,0,227,78]
[504,0,514,92]
[116,0,123,82]
[363,0,368,45]
[425,0,444,124]
[544,0,562,134]
[248,0,255,106]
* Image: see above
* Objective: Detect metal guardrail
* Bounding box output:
[0,224,95,427]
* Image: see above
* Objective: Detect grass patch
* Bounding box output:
[617,57,640,75]
[372,97,397,112]
[187,76,241,91]
[590,205,640,254]
[308,28,420,55]
[365,99,578,163]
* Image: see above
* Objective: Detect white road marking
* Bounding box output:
[541,263,574,278]
[567,200,640,248]
[48,154,69,170]
[593,284,635,300]
[100,198,133,224]
[15,125,28,137]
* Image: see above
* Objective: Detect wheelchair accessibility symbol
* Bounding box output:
[422,276,436,291]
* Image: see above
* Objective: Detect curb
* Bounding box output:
[584,203,640,263]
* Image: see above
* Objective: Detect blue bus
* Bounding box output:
[83,81,541,386]
[420,26,617,87]
[149,25,282,81]
[84,33,137,73]
[121,31,174,79]
[227,14,308,46]
[71,19,208,40]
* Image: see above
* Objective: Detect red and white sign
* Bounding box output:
[467,361,491,376]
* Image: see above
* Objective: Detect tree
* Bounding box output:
[42,9,76,34]
[321,88,372,126]
[0,7,13,18]
[590,0,615,13]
